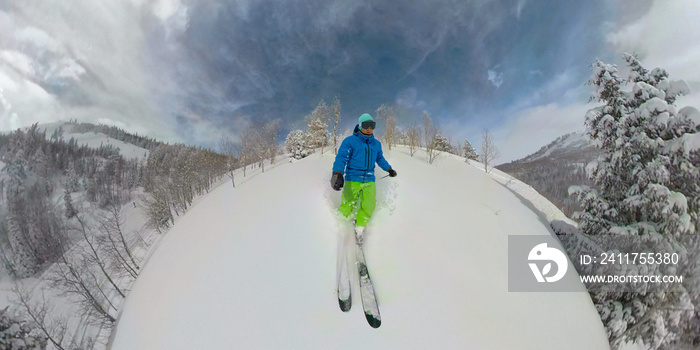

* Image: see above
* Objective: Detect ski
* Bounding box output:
[337,232,352,312]
[355,240,381,328]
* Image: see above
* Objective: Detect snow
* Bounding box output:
[0,187,166,347]
[110,146,608,349]
[22,121,150,160]
[63,131,149,160]
[678,106,700,128]
[664,132,700,155]
[481,161,578,227]
[539,132,588,159]
[511,131,591,164]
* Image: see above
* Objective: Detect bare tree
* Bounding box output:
[218,136,239,188]
[423,111,439,164]
[73,214,125,300]
[239,122,276,174]
[240,127,258,176]
[263,119,282,165]
[376,104,398,150]
[332,96,341,155]
[406,124,421,157]
[144,184,173,233]
[49,246,118,326]
[97,204,140,279]
[12,283,69,350]
[480,129,500,173]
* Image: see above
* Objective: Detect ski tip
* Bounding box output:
[338,298,352,312]
[365,313,381,328]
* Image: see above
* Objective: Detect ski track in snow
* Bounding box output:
[110,146,608,350]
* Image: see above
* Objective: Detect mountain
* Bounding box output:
[496,132,600,218]
[110,146,608,350]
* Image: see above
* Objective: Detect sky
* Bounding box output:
[1,0,700,163]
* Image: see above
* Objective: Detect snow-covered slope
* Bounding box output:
[62,130,149,160]
[23,121,150,160]
[110,146,608,350]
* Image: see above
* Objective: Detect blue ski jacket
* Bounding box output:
[332,124,392,183]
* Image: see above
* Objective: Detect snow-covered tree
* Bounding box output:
[285,130,310,160]
[432,134,453,153]
[4,204,37,278]
[144,185,173,233]
[65,165,80,193]
[569,54,700,349]
[307,100,330,154]
[32,148,48,180]
[0,306,47,350]
[64,188,77,219]
[463,139,478,161]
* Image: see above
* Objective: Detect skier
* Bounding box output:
[331,113,397,244]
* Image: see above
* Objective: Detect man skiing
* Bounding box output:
[331,113,397,244]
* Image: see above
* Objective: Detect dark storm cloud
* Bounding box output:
[152,0,609,142]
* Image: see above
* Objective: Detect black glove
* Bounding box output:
[387,168,397,177]
[331,171,344,191]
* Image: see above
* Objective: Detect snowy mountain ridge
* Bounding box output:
[10,121,152,161]
[496,131,599,218]
[519,131,592,163]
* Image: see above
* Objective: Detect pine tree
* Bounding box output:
[285,130,310,160]
[463,139,478,161]
[570,54,699,349]
[0,306,47,349]
[432,134,453,153]
[64,187,77,219]
[5,202,37,278]
[64,164,80,192]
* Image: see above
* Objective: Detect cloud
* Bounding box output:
[170,0,526,129]
[487,69,504,88]
[509,68,580,112]
[0,68,61,131]
[515,0,527,19]
[0,2,183,143]
[152,0,188,38]
[606,0,700,82]
[490,0,700,164]
[0,51,35,76]
[492,101,591,164]
[0,0,614,150]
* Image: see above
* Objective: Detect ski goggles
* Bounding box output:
[361,120,376,130]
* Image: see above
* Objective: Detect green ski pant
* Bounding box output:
[338,181,376,227]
